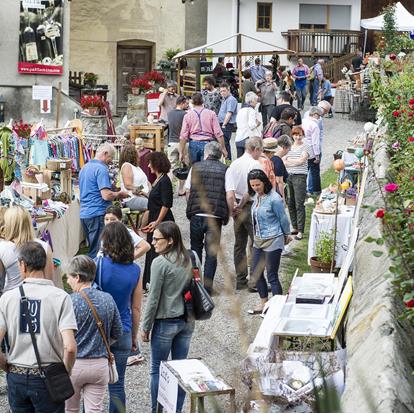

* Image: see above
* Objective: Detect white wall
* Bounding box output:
[206,0,361,66]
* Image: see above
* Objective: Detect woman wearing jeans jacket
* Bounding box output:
[97,222,142,413]
[247,169,291,314]
[141,221,198,413]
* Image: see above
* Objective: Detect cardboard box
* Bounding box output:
[46,158,72,171]
[22,186,50,201]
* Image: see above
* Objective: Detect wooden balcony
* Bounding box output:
[282,29,363,58]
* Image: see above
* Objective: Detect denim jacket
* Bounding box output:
[251,191,291,239]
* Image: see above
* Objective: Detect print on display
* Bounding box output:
[18,0,64,75]
[20,299,41,334]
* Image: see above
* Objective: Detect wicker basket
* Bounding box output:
[23,166,41,183]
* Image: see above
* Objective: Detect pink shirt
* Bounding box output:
[302,117,320,158]
[180,107,223,142]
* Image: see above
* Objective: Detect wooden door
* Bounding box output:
[117,46,151,109]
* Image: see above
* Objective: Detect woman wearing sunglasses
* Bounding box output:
[141,221,200,413]
[247,169,291,314]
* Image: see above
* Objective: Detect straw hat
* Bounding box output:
[318,100,331,112]
[263,137,278,152]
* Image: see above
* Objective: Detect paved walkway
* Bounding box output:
[0,113,365,412]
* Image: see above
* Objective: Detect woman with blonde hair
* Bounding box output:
[4,206,54,281]
[119,143,150,212]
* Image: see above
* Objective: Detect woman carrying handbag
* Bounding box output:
[141,222,201,413]
[66,256,123,413]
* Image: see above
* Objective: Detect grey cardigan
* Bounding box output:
[142,251,201,332]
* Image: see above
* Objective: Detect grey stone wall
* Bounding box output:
[0,86,80,128]
[80,115,107,136]
[342,148,414,412]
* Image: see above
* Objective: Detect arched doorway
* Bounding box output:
[117,40,154,109]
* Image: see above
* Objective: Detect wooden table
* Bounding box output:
[156,359,236,413]
[129,123,167,152]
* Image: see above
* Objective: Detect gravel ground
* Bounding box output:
[0,112,365,413]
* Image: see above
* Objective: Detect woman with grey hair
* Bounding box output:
[235,91,263,158]
[256,70,278,129]
[158,80,178,122]
[66,255,123,413]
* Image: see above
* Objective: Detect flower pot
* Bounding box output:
[310,257,335,273]
[131,87,140,96]
[84,80,97,89]
[88,107,99,116]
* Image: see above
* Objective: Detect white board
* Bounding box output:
[157,361,178,413]
[32,85,52,101]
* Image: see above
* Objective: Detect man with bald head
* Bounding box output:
[79,143,129,257]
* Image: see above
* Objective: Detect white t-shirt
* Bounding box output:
[225,152,262,200]
[120,162,149,201]
[0,278,77,368]
[0,240,22,293]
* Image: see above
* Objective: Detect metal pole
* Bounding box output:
[55,81,62,128]
[363,29,368,56]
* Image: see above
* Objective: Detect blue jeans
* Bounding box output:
[7,372,65,413]
[109,331,132,413]
[150,319,194,413]
[220,123,234,160]
[81,215,105,258]
[311,78,320,106]
[252,247,283,299]
[189,141,209,164]
[190,215,223,293]
[307,158,321,194]
[295,84,307,109]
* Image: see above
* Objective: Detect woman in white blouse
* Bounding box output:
[119,143,151,212]
[235,92,262,158]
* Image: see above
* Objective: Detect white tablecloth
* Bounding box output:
[37,200,85,271]
[308,206,355,267]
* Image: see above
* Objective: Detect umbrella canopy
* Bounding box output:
[361,2,414,31]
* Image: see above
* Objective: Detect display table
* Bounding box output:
[37,200,84,271]
[308,205,355,268]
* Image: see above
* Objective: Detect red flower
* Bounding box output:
[389,53,397,61]
[80,95,103,109]
[392,111,399,117]
[397,96,401,100]
[409,99,414,105]
[375,209,385,218]
[131,78,152,92]
[408,137,414,143]
[408,112,414,117]
[143,70,166,84]
[384,183,399,192]
[406,299,414,308]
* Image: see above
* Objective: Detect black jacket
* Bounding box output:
[186,157,229,224]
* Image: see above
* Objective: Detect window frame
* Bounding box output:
[256,2,272,32]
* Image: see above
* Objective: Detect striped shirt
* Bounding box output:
[285,144,311,175]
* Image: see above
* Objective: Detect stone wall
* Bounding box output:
[69,0,186,108]
[341,148,414,412]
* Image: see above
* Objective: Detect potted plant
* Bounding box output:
[83,72,98,88]
[80,95,103,116]
[310,231,336,273]
[143,70,166,92]
[131,78,152,95]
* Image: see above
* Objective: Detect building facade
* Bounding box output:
[69,0,186,111]
[205,0,362,65]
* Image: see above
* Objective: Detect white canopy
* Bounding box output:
[360,2,414,31]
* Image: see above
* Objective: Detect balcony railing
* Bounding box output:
[282,29,363,57]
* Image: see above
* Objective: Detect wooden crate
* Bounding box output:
[129,124,167,152]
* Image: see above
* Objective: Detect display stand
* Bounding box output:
[156,359,236,413]
[129,124,166,152]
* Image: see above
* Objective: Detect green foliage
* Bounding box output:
[315,231,336,264]
[381,4,400,55]
[369,53,414,323]
[164,48,181,61]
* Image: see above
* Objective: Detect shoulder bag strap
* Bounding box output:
[19,285,44,374]
[80,290,112,360]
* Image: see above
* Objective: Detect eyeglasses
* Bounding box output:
[153,237,166,242]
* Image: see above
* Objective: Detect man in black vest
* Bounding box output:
[185,142,229,294]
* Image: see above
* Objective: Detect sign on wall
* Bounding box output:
[18,0,64,75]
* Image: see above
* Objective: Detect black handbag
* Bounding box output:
[19,285,74,404]
[184,251,215,321]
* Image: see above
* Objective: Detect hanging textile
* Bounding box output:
[0,127,16,182]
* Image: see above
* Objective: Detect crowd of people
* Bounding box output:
[0,55,333,414]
